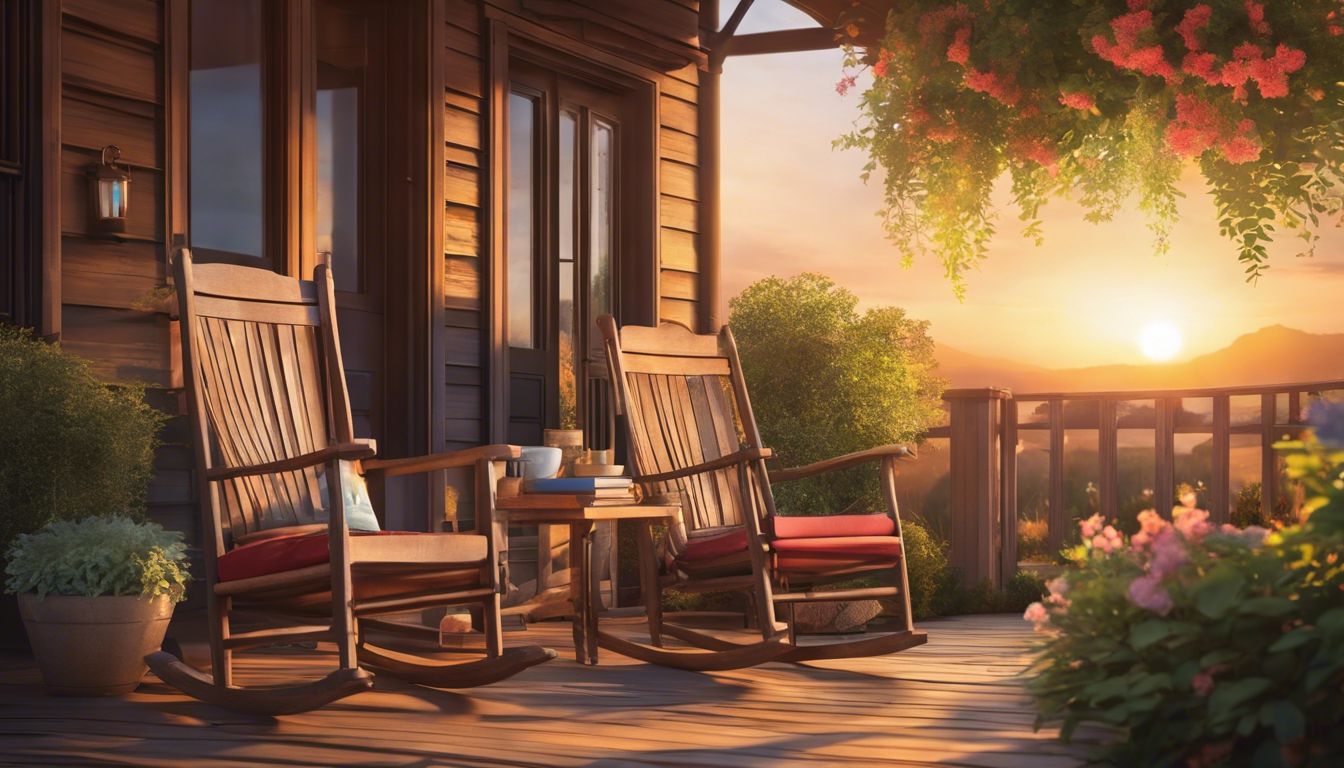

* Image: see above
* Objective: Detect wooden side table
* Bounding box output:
[496,494,678,664]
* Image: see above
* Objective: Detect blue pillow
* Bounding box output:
[317,460,380,531]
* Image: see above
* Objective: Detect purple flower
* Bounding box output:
[1128,574,1174,615]
[1307,399,1344,448]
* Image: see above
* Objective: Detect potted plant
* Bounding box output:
[0,326,165,649]
[5,516,191,695]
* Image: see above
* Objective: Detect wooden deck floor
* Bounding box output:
[0,614,1104,767]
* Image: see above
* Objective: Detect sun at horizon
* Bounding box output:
[1138,321,1184,363]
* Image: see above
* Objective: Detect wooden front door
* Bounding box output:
[504,61,622,450]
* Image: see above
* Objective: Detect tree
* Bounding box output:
[728,274,945,516]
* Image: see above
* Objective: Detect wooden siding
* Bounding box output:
[37,0,707,565]
[51,0,197,560]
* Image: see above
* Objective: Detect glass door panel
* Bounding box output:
[188,0,265,262]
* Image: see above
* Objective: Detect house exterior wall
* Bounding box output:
[20,0,708,571]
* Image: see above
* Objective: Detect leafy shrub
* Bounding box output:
[1023,407,1344,766]
[1017,518,1050,562]
[1231,482,1297,530]
[900,519,946,619]
[729,274,944,516]
[0,326,166,556]
[5,516,190,601]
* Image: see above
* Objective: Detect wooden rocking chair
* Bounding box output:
[144,249,554,715]
[594,317,928,669]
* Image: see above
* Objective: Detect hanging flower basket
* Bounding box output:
[837,1,1344,296]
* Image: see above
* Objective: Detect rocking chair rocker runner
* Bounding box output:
[145,249,554,715]
[595,317,928,669]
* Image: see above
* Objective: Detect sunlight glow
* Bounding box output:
[1138,321,1184,362]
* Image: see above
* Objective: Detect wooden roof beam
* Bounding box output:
[721,27,839,58]
[707,0,756,70]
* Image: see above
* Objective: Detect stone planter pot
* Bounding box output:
[18,593,174,696]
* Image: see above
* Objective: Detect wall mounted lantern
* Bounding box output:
[86,145,130,234]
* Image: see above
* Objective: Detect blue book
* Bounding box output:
[523,477,633,494]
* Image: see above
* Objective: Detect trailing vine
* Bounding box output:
[836,1,1344,297]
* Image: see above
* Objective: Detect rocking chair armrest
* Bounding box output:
[636,447,773,485]
[362,444,521,478]
[206,440,379,482]
[770,444,916,483]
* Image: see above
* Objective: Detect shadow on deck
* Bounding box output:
[0,614,1104,767]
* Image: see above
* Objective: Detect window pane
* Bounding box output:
[316,4,365,292]
[189,0,264,259]
[589,117,615,322]
[507,92,535,348]
[557,110,578,429]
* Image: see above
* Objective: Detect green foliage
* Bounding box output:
[900,519,947,620]
[1024,427,1344,765]
[5,516,191,601]
[0,326,166,557]
[729,274,944,516]
[839,1,1344,295]
[1231,481,1297,529]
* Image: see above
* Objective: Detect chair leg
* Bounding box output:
[482,592,504,658]
[784,602,797,646]
[635,521,663,647]
[209,593,232,687]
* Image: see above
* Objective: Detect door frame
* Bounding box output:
[484,10,660,443]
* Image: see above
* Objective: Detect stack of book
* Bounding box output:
[521,476,634,502]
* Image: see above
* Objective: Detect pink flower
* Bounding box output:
[1023,601,1049,629]
[1059,90,1095,111]
[1132,508,1171,550]
[1192,671,1215,696]
[1218,523,1270,546]
[835,74,858,95]
[1079,513,1105,539]
[1176,4,1212,51]
[1045,577,1071,609]
[1091,11,1175,82]
[1174,506,1211,542]
[1128,574,1174,615]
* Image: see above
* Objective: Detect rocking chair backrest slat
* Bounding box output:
[601,318,760,543]
[176,251,347,549]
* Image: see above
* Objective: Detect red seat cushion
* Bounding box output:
[772,536,904,573]
[679,528,750,562]
[773,514,895,539]
[218,530,418,582]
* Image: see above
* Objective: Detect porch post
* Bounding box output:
[945,388,1012,588]
[697,0,721,333]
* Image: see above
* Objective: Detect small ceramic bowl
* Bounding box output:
[518,446,563,479]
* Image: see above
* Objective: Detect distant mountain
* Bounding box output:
[937,325,1344,393]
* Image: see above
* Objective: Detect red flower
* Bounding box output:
[1176,4,1212,51]
[947,26,972,65]
[1165,93,1222,158]
[917,4,974,47]
[964,68,1020,106]
[1182,52,1220,84]
[872,49,894,78]
[1244,1,1271,36]
[1092,10,1176,82]
[1221,134,1262,163]
[1059,90,1096,111]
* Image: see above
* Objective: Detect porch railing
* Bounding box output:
[928,380,1344,587]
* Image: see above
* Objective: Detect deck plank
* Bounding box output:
[0,614,1103,767]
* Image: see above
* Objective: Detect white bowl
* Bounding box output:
[518,446,563,479]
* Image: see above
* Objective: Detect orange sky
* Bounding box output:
[718,2,1344,368]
